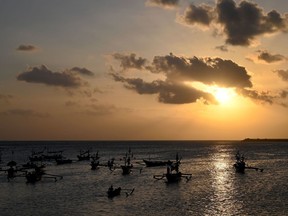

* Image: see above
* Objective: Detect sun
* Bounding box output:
[213,87,236,104]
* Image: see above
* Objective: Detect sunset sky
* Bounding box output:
[0,0,287,140]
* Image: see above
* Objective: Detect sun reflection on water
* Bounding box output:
[205,149,244,215]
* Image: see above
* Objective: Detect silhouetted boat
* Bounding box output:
[107,185,122,198]
[121,148,133,175]
[143,159,168,167]
[90,160,99,170]
[56,158,72,165]
[153,153,192,183]
[233,151,264,173]
[77,150,91,161]
[107,185,134,198]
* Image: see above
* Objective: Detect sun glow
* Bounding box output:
[185,81,237,105]
[213,87,236,104]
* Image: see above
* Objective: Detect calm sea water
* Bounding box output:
[0,140,287,216]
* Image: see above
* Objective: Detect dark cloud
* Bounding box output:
[147,0,179,8]
[111,73,216,104]
[70,67,94,76]
[112,53,148,70]
[274,69,288,81]
[257,50,286,63]
[17,65,86,88]
[181,0,288,46]
[16,44,37,51]
[215,45,229,52]
[0,109,50,118]
[149,53,252,88]
[183,4,214,26]
[217,0,288,46]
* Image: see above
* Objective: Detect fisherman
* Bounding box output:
[167,160,172,174]
[7,167,15,181]
[108,185,113,193]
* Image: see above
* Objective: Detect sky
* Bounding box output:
[0,0,288,140]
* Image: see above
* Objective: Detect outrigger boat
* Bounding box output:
[121,148,133,175]
[153,153,192,183]
[56,157,73,165]
[143,159,169,167]
[107,185,134,198]
[77,150,91,161]
[233,151,264,173]
[25,165,63,184]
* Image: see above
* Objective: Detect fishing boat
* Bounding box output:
[90,160,99,170]
[121,148,133,175]
[107,185,134,198]
[143,159,169,167]
[153,154,192,183]
[56,158,72,165]
[77,150,91,161]
[107,185,122,198]
[233,151,264,173]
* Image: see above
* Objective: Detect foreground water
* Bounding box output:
[0,140,287,216]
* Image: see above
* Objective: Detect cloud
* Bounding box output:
[148,53,252,88]
[180,0,288,46]
[110,52,287,105]
[257,50,287,63]
[111,52,254,104]
[146,0,179,9]
[111,73,216,104]
[0,109,50,118]
[70,67,94,76]
[112,53,148,70]
[237,88,274,104]
[16,44,37,51]
[17,65,87,88]
[182,4,214,26]
[274,69,288,81]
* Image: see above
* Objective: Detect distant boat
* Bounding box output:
[143,159,168,167]
[56,158,72,165]
[107,186,121,198]
[233,151,246,173]
[233,151,264,173]
[77,150,91,161]
[121,148,133,175]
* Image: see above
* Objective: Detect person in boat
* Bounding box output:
[7,167,16,181]
[166,160,172,174]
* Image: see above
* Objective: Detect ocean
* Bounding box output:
[0,140,287,216]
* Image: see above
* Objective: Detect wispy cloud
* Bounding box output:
[70,67,94,76]
[146,0,179,9]
[16,44,37,51]
[0,109,50,118]
[257,50,287,63]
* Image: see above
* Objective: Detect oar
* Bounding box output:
[44,173,63,179]
[122,188,135,197]
[246,166,264,172]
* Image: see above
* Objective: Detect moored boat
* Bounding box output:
[143,159,168,167]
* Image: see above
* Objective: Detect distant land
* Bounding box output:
[242,138,288,142]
